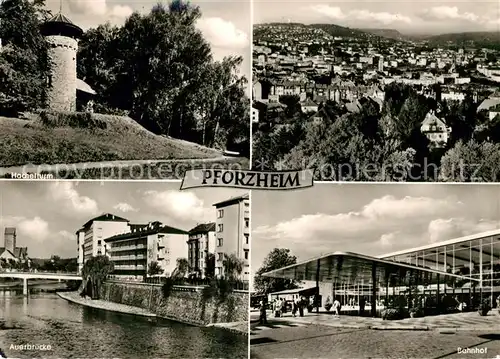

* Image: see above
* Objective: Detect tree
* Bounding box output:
[147,261,163,276]
[77,23,121,113]
[439,140,500,182]
[223,253,244,282]
[171,258,189,278]
[205,252,216,279]
[254,248,299,294]
[0,0,49,115]
[76,1,249,152]
[81,255,114,299]
[64,258,78,273]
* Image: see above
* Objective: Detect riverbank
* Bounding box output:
[207,322,248,335]
[0,289,248,358]
[57,291,249,335]
[57,291,156,318]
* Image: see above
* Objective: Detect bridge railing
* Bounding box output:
[0,269,79,275]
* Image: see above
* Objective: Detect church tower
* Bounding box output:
[40,11,83,111]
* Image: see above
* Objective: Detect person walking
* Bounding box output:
[359,296,365,317]
[276,298,282,317]
[299,296,305,317]
[281,298,287,316]
[259,300,268,325]
[333,297,341,317]
[292,297,298,317]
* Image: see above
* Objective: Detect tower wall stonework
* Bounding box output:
[46,35,78,111]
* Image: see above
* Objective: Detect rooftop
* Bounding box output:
[262,251,477,285]
[213,193,249,208]
[81,213,129,230]
[189,222,215,234]
[40,12,83,39]
[105,222,188,243]
[379,228,500,260]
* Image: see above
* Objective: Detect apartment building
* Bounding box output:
[213,193,250,281]
[105,221,189,280]
[187,223,216,278]
[76,213,130,272]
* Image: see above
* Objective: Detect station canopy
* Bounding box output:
[379,229,500,268]
[262,251,480,285]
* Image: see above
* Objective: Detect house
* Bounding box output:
[105,221,189,280]
[345,99,362,113]
[187,223,216,279]
[251,107,259,123]
[213,194,250,282]
[308,107,331,125]
[420,111,452,148]
[477,95,500,113]
[75,213,130,273]
[489,104,500,121]
[301,98,319,113]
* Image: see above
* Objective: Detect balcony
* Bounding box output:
[111,254,146,261]
[109,244,147,252]
[114,264,145,270]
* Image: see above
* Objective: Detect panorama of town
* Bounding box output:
[252,23,500,181]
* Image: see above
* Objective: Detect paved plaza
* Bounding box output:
[251,309,500,331]
[250,310,500,358]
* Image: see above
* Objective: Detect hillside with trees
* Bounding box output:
[253,83,500,181]
[0,0,250,165]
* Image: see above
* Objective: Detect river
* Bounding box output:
[0,286,248,358]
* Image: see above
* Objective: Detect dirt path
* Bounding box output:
[0,156,247,179]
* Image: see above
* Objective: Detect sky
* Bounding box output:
[45,0,251,79]
[0,180,247,259]
[253,0,500,35]
[252,183,500,279]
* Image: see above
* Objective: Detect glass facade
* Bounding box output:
[384,235,500,307]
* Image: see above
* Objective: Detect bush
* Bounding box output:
[478,299,491,316]
[409,306,424,318]
[202,278,235,303]
[161,277,178,299]
[65,280,81,291]
[381,308,408,320]
[38,110,107,130]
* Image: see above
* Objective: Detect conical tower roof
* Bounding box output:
[40,12,83,39]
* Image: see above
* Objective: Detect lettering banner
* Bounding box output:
[180,169,314,190]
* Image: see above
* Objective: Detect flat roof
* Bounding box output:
[81,213,129,229]
[379,228,500,259]
[269,287,317,296]
[105,224,188,243]
[262,251,479,284]
[213,193,249,208]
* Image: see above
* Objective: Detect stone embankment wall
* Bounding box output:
[99,281,248,326]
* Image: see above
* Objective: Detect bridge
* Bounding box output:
[0,272,82,295]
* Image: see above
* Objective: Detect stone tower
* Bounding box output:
[40,13,83,111]
[4,227,16,254]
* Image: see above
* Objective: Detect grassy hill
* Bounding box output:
[308,23,371,38]
[424,31,500,49]
[0,111,225,167]
[358,28,408,41]
[254,22,399,42]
